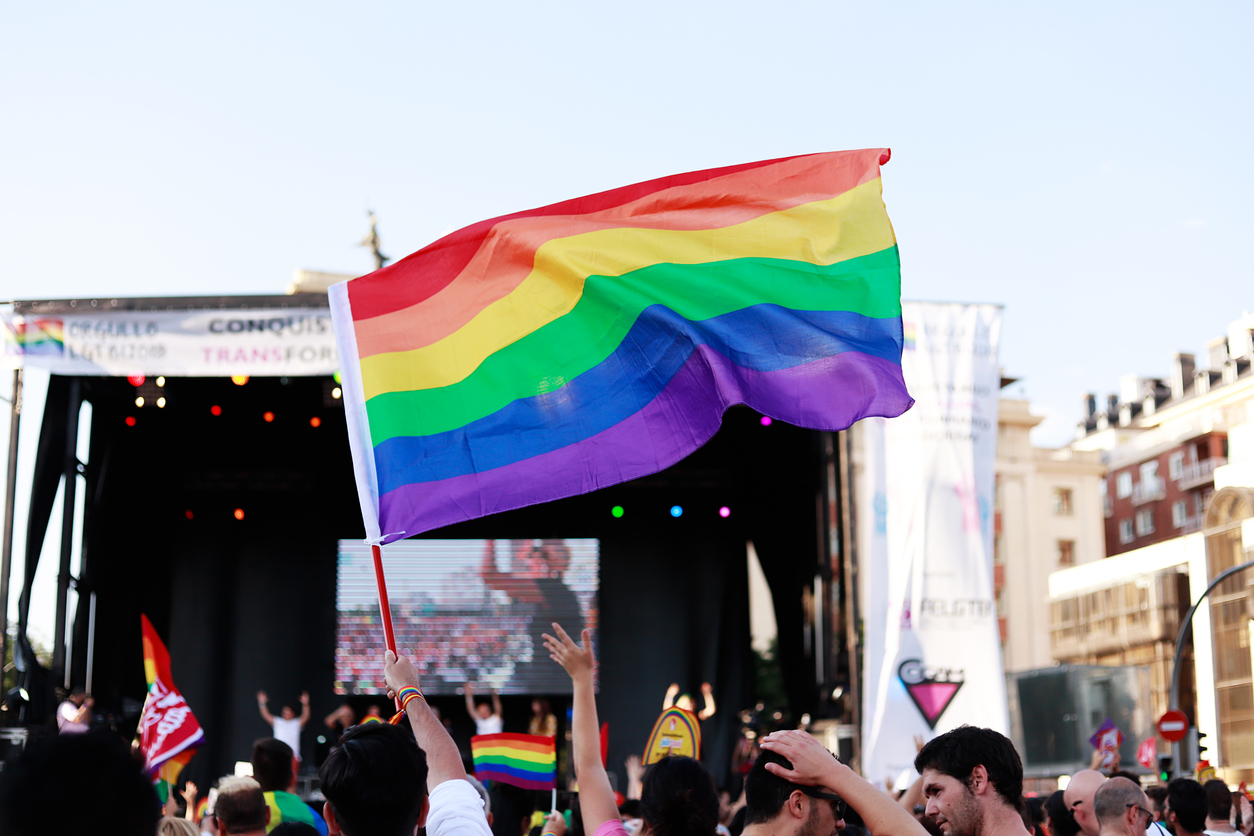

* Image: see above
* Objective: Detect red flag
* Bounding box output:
[1137,737,1157,770]
[138,615,205,786]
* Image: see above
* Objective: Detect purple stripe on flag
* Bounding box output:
[377,349,911,540]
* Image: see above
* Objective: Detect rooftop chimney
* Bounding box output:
[1208,336,1229,369]
[1084,393,1097,419]
[1171,353,1195,400]
[1107,394,1118,414]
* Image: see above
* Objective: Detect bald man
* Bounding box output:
[1066,771,1107,836]
[1095,778,1151,836]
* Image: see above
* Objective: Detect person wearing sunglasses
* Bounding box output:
[1093,778,1155,836]
[758,730,929,836]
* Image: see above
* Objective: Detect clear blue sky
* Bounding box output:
[3,1,1252,640]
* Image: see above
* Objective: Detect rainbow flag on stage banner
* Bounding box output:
[329,149,912,541]
[138,614,205,792]
[471,733,557,790]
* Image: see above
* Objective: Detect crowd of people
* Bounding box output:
[0,622,1246,836]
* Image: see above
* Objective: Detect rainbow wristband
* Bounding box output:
[397,687,423,704]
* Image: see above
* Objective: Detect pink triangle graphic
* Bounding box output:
[907,682,960,723]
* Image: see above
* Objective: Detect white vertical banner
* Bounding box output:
[861,302,1005,785]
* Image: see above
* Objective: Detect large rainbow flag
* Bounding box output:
[471,733,557,790]
[329,149,911,541]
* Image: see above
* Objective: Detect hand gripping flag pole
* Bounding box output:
[327,149,912,667]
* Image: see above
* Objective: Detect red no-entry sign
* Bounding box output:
[1158,710,1189,742]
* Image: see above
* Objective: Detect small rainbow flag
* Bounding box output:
[329,149,911,542]
[471,733,557,790]
[3,316,64,358]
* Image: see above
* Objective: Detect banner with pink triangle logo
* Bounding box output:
[898,658,965,730]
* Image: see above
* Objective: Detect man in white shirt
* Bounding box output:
[257,690,311,760]
[463,682,503,735]
[315,650,493,836]
[56,688,92,734]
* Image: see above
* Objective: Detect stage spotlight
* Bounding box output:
[231,375,249,386]
[670,505,683,518]
[156,397,166,408]
[611,505,624,518]
[233,508,245,520]
[331,387,342,399]
[719,506,731,518]
[310,416,322,427]
[760,416,772,426]
[125,416,136,427]
[210,405,222,416]
[263,411,275,423]
[156,376,166,387]
[127,374,145,387]
[333,371,342,384]
[135,396,145,407]
[185,510,194,520]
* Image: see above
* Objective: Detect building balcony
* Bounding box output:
[1104,495,1113,518]
[1178,457,1227,490]
[1181,514,1204,534]
[1132,479,1167,505]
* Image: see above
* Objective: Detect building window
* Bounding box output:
[1136,508,1155,536]
[1173,501,1188,528]
[1057,539,1075,565]
[1169,451,1185,480]
[1054,487,1074,515]
[1120,519,1134,543]
[1117,472,1133,498]
[1140,460,1160,488]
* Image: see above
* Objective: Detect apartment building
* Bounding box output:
[1050,312,1254,781]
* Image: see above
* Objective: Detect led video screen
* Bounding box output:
[335,539,599,695]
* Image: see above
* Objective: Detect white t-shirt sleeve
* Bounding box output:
[426,779,494,836]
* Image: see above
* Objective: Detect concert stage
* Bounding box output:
[5,293,849,788]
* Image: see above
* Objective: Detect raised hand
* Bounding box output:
[383,650,423,698]
[300,691,310,705]
[544,811,568,836]
[759,729,839,789]
[256,690,267,703]
[542,623,595,683]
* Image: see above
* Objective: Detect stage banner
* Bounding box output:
[861,301,1005,785]
[1,308,338,376]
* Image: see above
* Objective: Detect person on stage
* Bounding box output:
[463,682,503,735]
[664,682,717,720]
[56,688,93,734]
[528,697,557,738]
[257,690,311,761]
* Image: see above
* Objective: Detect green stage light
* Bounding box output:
[611,505,625,518]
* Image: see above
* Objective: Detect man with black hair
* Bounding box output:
[912,725,1030,836]
[740,747,847,836]
[757,729,928,836]
[1166,778,1208,836]
[0,729,160,835]
[216,776,271,836]
[1204,781,1236,836]
[252,737,328,834]
[319,649,493,836]
[1093,778,1150,836]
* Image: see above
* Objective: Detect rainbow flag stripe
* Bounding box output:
[471,733,557,790]
[329,149,912,541]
